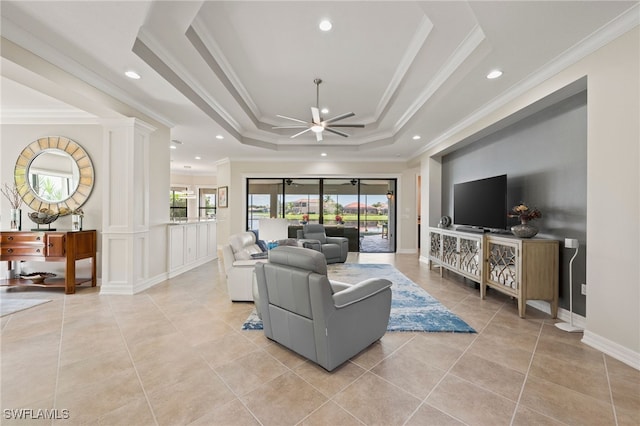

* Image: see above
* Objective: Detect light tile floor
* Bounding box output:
[1,253,638,425]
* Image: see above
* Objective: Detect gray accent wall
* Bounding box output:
[441,92,587,316]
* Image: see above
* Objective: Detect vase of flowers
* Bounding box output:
[508,202,541,238]
[300,213,309,225]
[335,214,344,225]
[71,208,84,231]
[2,183,23,230]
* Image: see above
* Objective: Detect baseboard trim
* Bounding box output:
[134,273,168,294]
[168,256,216,279]
[526,300,587,329]
[397,248,418,254]
[582,331,640,371]
[527,301,639,370]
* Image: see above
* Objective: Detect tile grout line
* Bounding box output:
[401,307,493,426]
[51,294,67,426]
[106,294,160,426]
[297,333,421,425]
[509,314,545,426]
[602,354,620,426]
[145,288,266,425]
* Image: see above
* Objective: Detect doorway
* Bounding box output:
[246,177,396,253]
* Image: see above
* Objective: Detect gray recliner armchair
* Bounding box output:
[296,224,348,264]
[254,246,392,371]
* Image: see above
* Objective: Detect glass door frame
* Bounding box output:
[245,177,397,253]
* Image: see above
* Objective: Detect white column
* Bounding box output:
[99,118,156,295]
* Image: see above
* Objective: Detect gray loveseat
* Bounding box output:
[254,246,392,371]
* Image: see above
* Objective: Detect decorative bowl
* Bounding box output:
[28,212,59,225]
[20,272,56,284]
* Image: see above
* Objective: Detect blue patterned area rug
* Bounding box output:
[242,263,475,333]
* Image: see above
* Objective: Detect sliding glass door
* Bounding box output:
[359,179,395,253]
[246,177,396,253]
[247,179,283,230]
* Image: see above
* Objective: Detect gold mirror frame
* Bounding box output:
[14,136,94,216]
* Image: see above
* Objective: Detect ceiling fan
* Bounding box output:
[272,78,365,142]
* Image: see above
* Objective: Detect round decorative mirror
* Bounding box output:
[14,136,94,215]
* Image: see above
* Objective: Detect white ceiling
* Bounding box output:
[1,1,638,175]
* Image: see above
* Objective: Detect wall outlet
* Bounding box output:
[581,283,587,295]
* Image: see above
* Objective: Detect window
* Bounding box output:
[246,178,396,253]
[323,179,358,225]
[247,179,283,230]
[170,187,187,219]
[199,188,216,218]
[284,179,320,225]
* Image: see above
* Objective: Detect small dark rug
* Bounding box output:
[243,263,475,333]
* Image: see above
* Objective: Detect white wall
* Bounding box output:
[1,124,103,277]
[420,27,639,367]
[1,39,172,293]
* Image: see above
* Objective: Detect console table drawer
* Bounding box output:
[1,246,45,256]
[1,233,44,244]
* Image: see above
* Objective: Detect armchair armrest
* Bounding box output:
[326,236,348,246]
[332,278,392,308]
[329,280,352,293]
[299,239,321,252]
[232,259,265,267]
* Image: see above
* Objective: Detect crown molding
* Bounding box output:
[374,15,433,121]
[190,17,261,120]
[394,24,485,133]
[136,27,243,134]
[0,15,174,128]
[412,5,640,159]
[1,107,99,125]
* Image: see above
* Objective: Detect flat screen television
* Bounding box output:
[453,174,507,230]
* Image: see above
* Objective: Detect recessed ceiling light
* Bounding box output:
[412,135,421,140]
[125,70,141,79]
[215,135,224,140]
[319,20,332,31]
[486,69,503,79]
[195,156,201,160]
[170,145,177,150]
[321,108,329,114]
[320,152,327,157]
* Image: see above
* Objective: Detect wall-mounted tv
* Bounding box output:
[453,174,507,230]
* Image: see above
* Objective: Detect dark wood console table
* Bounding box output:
[0,230,97,294]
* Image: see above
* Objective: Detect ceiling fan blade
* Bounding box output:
[327,123,366,128]
[324,112,355,124]
[316,130,323,142]
[272,125,308,129]
[276,114,309,125]
[325,128,350,138]
[311,107,321,124]
[290,128,313,138]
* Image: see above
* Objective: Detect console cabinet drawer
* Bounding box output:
[1,233,45,244]
[1,246,45,256]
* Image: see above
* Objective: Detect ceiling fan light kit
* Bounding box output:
[273,78,365,142]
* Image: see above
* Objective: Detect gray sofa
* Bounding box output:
[254,245,392,371]
[296,224,348,264]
